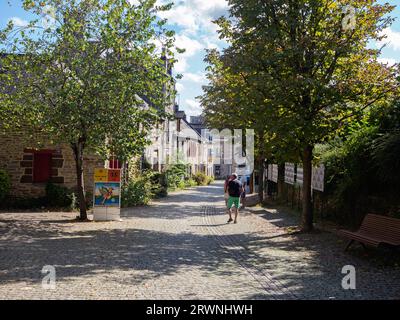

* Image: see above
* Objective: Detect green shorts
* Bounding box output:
[227,196,240,209]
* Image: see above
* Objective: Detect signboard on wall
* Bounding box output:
[267,164,278,183]
[312,164,325,192]
[296,165,303,185]
[267,164,273,181]
[293,164,324,192]
[284,163,295,185]
[271,164,278,183]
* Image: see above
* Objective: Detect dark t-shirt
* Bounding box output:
[228,179,243,197]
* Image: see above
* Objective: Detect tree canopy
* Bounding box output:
[0,0,180,219]
[200,0,400,231]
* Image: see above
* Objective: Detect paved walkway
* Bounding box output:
[0,181,399,299]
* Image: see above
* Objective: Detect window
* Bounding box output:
[109,158,122,169]
[33,152,52,183]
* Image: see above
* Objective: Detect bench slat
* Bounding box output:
[338,214,400,248]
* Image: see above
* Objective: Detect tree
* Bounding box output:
[201,0,399,231]
[200,47,304,203]
[0,0,178,220]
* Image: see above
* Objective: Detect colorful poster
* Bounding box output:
[108,169,121,182]
[94,182,120,207]
[94,168,108,182]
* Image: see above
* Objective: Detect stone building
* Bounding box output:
[0,130,103,198]
[0,108,214,199]
[144,106,214,177]
[0,52,214,199]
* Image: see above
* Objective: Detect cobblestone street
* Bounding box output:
[0,181,399,299]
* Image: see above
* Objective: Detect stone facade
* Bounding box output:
[0,130,104,198]
[144,108,214,177]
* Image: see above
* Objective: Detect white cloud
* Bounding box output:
[9,17,28,27]
[155,0,229,113]
[183,72,207,83]
[184,99,203,116]
[176,82,185,93]
[173,34,204,73]
[174,58,188,73]
[156,1,228,74]
[377,57,398,66]
[174,34,203,57]
[201,35,221,50]
[158,0,228,34]
[378,28,400,51]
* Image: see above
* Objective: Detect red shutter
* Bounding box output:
[33,152,52,183]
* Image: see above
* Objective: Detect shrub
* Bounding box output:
[9,197,48,209]
[165,164,188,189]
[316,123,400,225]
[193,172,210,186]
[177,180,186,189]
[150,172,168,198]
[45,183,75,208]
[121,170,166,207]
[0,169,11,202]
[185,179,197,187]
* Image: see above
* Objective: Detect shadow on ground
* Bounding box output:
[0,181,399,299]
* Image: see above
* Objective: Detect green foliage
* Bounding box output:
[371,132,400,185]
[121,170,167,207]
[317,100,400,225]
[122,176,153,207]
[150,172,168,198]
[177,180,186,190]
[201,0,399,230]
[0,169,11,202]
[4,196,48,210]
[45,183,75,209]
[0,0,179,219]
[165,164,189,189]
[185,179,197,187]
[193,172,213,186]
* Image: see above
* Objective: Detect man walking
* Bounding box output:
[227,173,243,224]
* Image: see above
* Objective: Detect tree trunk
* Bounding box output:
[301,144,313,232]
[72,139,87,220]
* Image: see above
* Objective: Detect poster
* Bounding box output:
[271,164,278,183]
[296,165,303,185]
[312,164,325,192]
[94,182,121,207]
[285,163,295,184]
[94,168,108,182]
[267,164,273,181]
[108,169,121,182]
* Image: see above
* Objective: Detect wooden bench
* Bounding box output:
[338,214,400,251]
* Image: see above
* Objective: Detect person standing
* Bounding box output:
[227,173,243,224]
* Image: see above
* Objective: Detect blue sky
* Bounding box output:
[1,0,400,117]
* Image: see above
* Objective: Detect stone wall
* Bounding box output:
[0,130,104,198]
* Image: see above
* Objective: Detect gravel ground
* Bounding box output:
[0,181,399,299]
